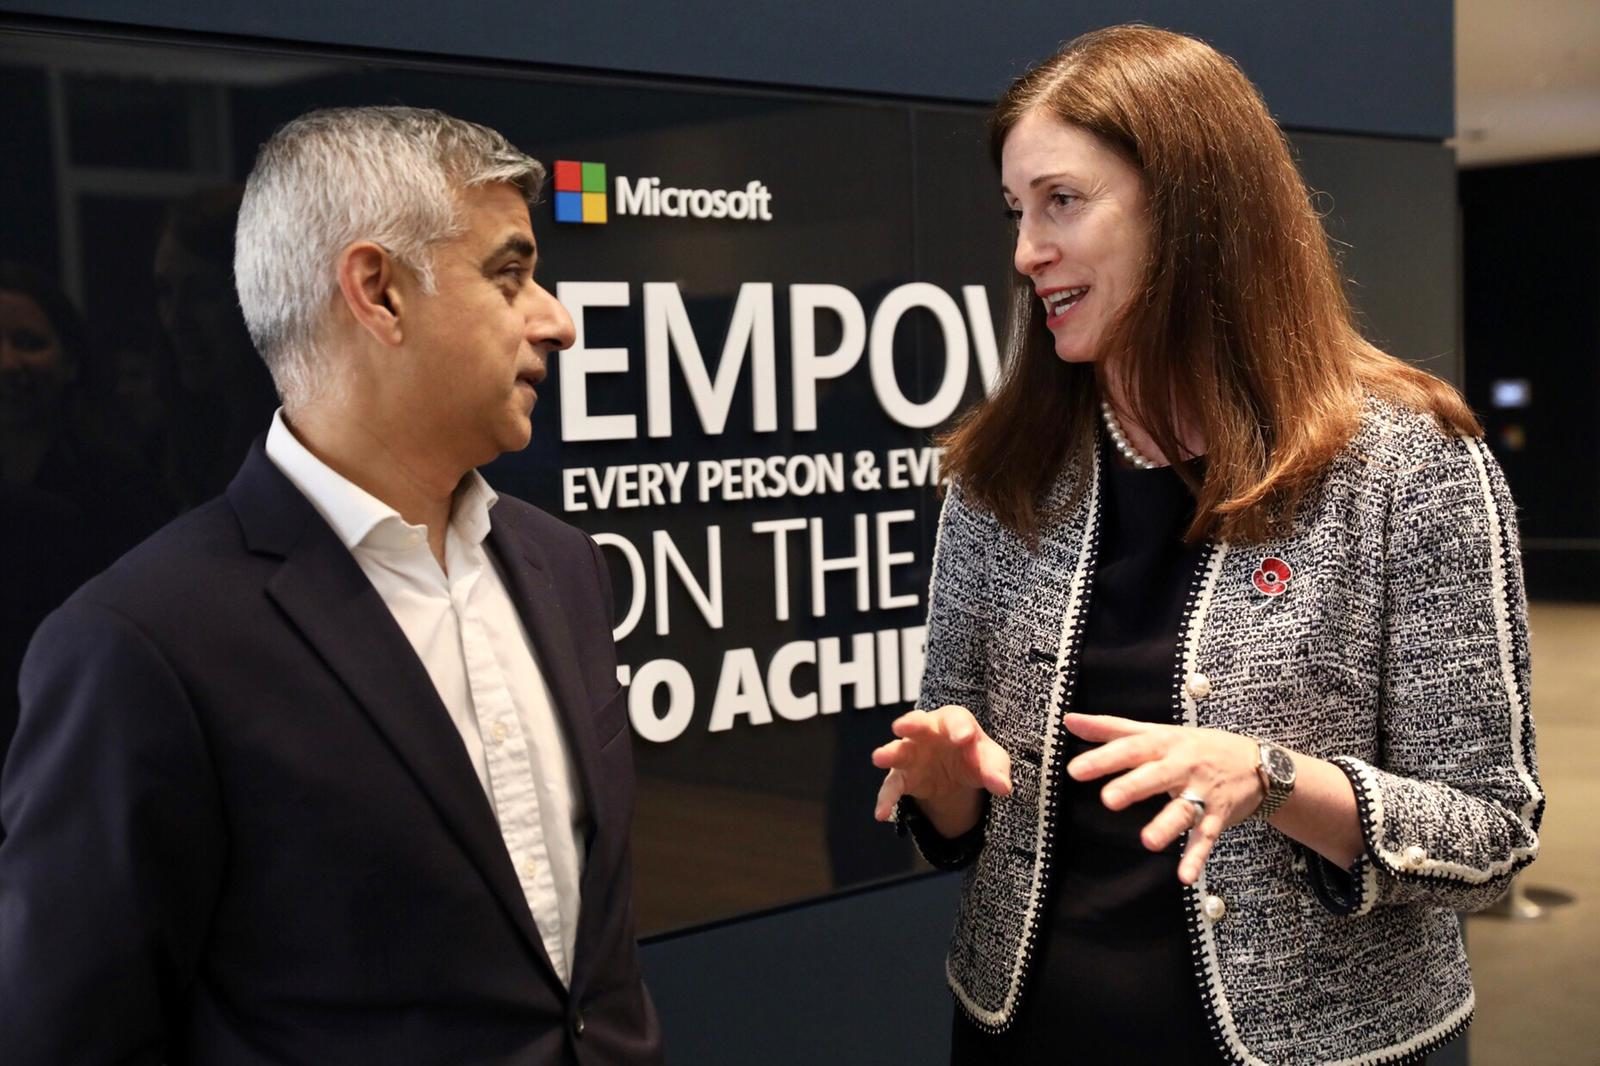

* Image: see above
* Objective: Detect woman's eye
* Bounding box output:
[1051,192,1077,208]
[1003,207,1022,223]
[13,329,52,352]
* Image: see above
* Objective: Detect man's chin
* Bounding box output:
[496,417,535,456]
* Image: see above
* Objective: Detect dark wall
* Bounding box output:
[4,1,1451,135]
[1462,157,1600,600]
[641,871,962,1064]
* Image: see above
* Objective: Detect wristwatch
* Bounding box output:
[1251,739,1297,821]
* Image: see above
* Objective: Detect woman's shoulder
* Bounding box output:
[936,478,1003,544]
[1346,392,1485,472]
[1331,394,1514,534]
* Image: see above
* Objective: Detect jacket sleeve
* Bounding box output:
[894,480,996,870]
[0,600,225,1065]
[1303,433,1543,916]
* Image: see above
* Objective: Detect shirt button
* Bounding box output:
[521,858,538,880]
[1402,845,1428,869]
[491,720,509,745]
[1201,894,1227,921]
[1185,672,1212,700]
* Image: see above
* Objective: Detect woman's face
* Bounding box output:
[0,289,73,430]
[1001,110,1150,364]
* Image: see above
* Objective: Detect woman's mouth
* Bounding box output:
[1040,286,1089,324]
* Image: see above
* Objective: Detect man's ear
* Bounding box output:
[335,241,406,347]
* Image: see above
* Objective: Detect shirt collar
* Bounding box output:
[264,408,498,552]
[451,465,499,549]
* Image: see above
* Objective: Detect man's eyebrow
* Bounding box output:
[482,235,535,268]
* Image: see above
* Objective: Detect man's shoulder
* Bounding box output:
[490,492,594,554]
[68,497,249,622]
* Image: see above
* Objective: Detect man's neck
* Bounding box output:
[284,404,462,565]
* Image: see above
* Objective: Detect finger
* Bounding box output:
[1099,760,1187,810]
[870,738,913,770]
[890,709,934,739]
[1177,820,1220,885]
[1063,713,1153,742]
[873,769,906,822]
[1067,732,1165,781]
[1139,796,1201,853]
[971,739,1013,797]
[943,710,975,746]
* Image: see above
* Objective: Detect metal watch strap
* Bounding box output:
[1252,739,1294,821]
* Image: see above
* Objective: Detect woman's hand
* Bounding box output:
[1063,712,1264,884]
[872,705,1013,838]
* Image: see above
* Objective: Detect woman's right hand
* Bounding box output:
[871,705,1013,838]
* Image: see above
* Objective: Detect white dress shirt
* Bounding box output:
[265,410,588,985]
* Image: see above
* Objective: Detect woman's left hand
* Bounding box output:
[1064,712,1265,884]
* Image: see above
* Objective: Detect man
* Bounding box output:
[0,107,662,1065]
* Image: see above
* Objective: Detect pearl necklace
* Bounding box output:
[1099,400,1161,469]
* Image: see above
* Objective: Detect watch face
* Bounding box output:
[1266,747,1296,783]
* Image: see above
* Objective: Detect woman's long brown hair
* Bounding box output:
[942,24,1478,544]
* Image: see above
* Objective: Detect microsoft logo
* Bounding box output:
[553,160,607,224]
[550,160,774,224]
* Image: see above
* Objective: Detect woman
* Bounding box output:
[0,263,162,764]
[871,25,1542,1066]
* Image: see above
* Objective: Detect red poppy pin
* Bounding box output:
[1251,557,1292,597]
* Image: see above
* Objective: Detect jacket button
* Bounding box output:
[1402,845,1428,869]
[572,1010,586,1037]
[1185,672,1212,699]
[1201,894,1227,921]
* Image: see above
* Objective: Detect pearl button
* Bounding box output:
[491,720,509,744]
[1402,845,1428,869]
[1185,672,1212,700]
[1201,894,1227,921]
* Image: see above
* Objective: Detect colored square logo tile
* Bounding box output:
[582,161,607,193]
[582,191,607,224]
[554,191,584,223]
[553,160,583,192]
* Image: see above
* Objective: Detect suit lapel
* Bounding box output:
[485,515,606,840]
[229,445,558,980]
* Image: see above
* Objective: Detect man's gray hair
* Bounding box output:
[234,106,545,408]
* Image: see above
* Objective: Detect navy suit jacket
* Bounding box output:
[0,442,662,1065]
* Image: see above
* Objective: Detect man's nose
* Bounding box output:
[529,283,576,352]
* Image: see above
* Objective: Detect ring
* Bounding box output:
[1178,790,1207,828]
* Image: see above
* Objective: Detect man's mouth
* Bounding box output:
[1040,286,1089,319]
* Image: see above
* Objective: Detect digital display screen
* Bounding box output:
[0,26,1008,933]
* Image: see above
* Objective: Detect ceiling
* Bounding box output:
[1456,0,1600,167]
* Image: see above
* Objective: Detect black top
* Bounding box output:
[952,452,1224,1064]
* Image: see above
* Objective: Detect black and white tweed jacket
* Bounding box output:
[907,398,1543,1065]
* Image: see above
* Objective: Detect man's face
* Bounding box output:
[395,181,574,469]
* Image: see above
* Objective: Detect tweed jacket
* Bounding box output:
[905,398,1543,1065]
